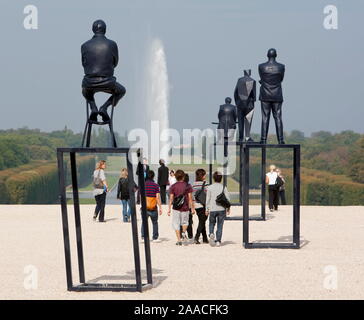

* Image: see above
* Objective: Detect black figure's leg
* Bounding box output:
[272,102,284,144]
[260,102,272,143]
[237,106,245,142]
[82,87,98,121]
[244,108,254,142]
[99,82,126,121]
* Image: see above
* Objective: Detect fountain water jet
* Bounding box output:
[143,38,170,164]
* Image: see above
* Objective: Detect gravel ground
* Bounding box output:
[0,204,363,300]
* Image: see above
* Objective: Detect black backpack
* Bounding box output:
[172,183,188,210]
[194,181,207,206]
[215,186,231,209]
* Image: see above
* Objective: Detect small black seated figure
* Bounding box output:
[258,48,285,144]
[217,97,237,144]
[81,20,126,122]
[234,69,256,143]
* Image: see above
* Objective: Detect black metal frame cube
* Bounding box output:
[242,144,301,249]
[57,147,153,292]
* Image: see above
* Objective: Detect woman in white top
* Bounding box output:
[266,164,279,212]
[93,160,108,222]
[168,170,177,187]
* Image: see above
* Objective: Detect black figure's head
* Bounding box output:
[225,97,232,104]
[267,48,277,59]
[244,69,251,77]
[92,20,106,35]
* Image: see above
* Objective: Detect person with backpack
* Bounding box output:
[206,171,231,247]
[141,170,163,242]
[266,164,281,212]
[193,168,209,244]
[168,170,195,246]
[117,168,137,222]
[179,173,194,239]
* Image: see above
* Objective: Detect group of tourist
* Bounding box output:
[92,159,286,246]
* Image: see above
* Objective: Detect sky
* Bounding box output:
[1,0,362,137]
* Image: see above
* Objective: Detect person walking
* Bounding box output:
[180,173,193,239]
[157,159,169,205]
[266,164,279,212]
[168,170,195,246]
[117,168,137,222]
[93,160,108,222]
[193,169,209,244]
[142,170,163,242]
[136,158,150,204]
[277,168,287,205]
[206,171,230,247]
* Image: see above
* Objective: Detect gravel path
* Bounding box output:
[0,205,363,299]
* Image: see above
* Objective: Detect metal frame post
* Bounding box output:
[70,152,85,283]
[293,145,301,248]
[242,145,249,246]
[57,151,73,290]
[137,150,153,285]
[261,146,266,220]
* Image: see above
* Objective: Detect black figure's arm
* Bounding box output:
[81,45,86,68]
[113,41,119,68]
[281,65,285,82]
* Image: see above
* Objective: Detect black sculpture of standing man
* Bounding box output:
[81,20,126,122]
[217,97,237,144]
[234,70,256,143]
[258,48,285,144]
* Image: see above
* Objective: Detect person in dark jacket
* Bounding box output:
[136,158,150,204]
[117,168,137,222]
[258,48,285,144]
[81,19,126,121]
[217,97,237,143]
[157,159,169,204]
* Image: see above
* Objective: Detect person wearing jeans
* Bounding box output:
[141,170,163,242]
[141,210,159,240]
[117,168,133,222]
[205,171,230,247]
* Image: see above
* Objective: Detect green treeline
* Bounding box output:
[0,127,127,171]
[0,157,95,204]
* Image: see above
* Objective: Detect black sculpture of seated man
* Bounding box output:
[81,20,126,122]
